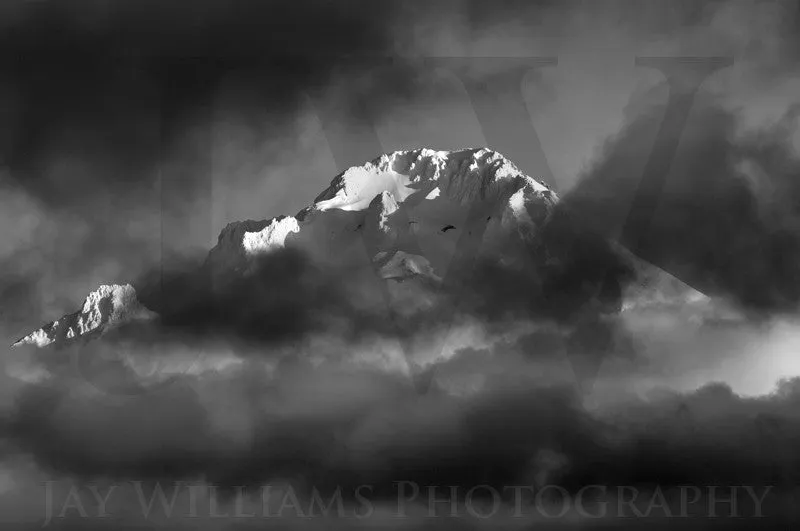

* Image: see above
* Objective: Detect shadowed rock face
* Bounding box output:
[205,216,300,279]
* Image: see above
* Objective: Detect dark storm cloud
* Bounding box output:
[562,89,800,314]
[465,208,636,323]
[132,246,400,346]
[0,0,416,203]
[123,224,632,355]
[4,357,800,500]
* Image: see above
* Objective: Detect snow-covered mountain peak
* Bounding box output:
[12,284,156,348]
[240,216,300,256]
[11,147,562,350]
[311,147,553,213]
[12,146,719,356]
[208,147,558,279]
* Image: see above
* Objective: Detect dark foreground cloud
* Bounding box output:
[563,89,800,315]
[101,188,634,349]
[3,356,800,501]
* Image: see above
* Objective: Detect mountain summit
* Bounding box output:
[205,147,557,278]
[11,147,714,353]
[12,284,156,348]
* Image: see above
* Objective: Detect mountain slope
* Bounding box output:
[12,284,156,348]
[11,147,719,353]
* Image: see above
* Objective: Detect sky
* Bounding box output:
[2,0,800,529]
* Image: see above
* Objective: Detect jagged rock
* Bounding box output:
[12,284,156,348]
